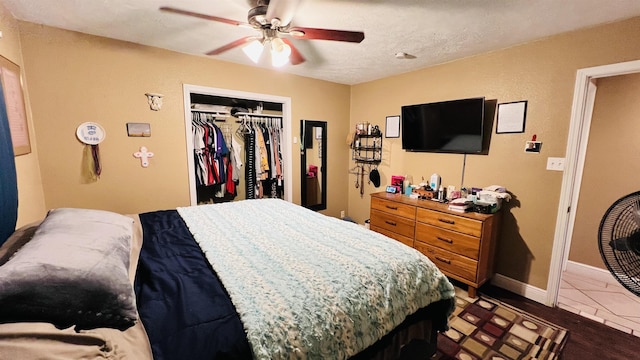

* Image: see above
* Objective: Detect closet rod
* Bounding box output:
[235,112,282,119]
[235,118,282,125]
[192,111,229,122]
[191,108,230,115]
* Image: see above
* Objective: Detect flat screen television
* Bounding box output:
[401,97,485,154]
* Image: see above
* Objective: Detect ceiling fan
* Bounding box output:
[160,0,365,67]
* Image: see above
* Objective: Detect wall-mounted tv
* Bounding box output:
[401,97,486,154]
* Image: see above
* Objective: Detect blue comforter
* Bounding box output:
[134,210,252,360]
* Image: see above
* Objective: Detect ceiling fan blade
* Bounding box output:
[206,36,255,56]
[282,38,305,65]
[289,27,364,43]
[160,6,246,27]
[266,0,302,26]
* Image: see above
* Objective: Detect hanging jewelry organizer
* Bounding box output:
[349,122,383,197]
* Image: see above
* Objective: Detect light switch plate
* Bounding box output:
[546,157,565,171]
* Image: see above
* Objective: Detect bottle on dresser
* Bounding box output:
[429,173,440,194]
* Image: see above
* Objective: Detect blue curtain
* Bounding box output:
[0,81,18,245]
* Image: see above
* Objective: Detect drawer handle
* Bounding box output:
[385,205,398,210]
[435,256,451,265]
[438,218,455,225]
[436,236,453,244]
[385,220,397,226]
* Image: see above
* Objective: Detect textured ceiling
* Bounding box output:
[3,0,640,85]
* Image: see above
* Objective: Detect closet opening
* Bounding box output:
[183,84,292,206]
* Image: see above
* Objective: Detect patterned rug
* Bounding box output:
[433,294,568,360]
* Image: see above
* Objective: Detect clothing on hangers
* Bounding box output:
[239,114,284,199]
[191,112,236,199]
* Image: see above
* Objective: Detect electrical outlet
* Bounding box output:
[546,157,565,171]
[340,210,345,219]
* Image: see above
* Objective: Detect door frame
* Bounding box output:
[183,84,293,205]
[546,60,640,306]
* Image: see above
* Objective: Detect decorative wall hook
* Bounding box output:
[145,93,164,111]
[133,146,154,167]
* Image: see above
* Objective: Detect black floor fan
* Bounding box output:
[598,191,640,296]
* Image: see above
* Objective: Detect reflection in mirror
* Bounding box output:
[300,120,327,211]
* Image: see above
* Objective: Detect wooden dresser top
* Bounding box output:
[370,192,496,221]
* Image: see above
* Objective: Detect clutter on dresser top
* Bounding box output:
[389,174,509,214]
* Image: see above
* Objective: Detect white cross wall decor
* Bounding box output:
[133,146,154,167]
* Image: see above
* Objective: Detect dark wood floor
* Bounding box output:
[478,284,639,360]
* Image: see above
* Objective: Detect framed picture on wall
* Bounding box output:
[385,115,400,138]
[496,100,527,134]
[0,55,30,156]
[126,122,151,137]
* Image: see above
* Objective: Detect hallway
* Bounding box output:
[558,266,640,337]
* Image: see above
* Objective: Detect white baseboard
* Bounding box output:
[490,263,618,307]
[491,273,548,305]
[565,260,617,284]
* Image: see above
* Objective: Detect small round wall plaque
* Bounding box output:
[76,122,106,145]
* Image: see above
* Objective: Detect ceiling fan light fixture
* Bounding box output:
[271,37,286,52]
[242,39,264,63]
[271,38,291,67]
[271,17,282,28]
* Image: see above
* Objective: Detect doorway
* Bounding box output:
[547,61,640,327]
[182,84,293,205]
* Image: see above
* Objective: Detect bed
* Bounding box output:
[0,109,455,359]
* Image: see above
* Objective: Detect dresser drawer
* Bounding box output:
[370,209,415,239]
[416,208,482,237]
[371,197,416,220]
[415,223,480,260]
[371,225,414,247]
[414,242,478,282]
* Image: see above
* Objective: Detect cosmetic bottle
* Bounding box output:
[429,173,440,193]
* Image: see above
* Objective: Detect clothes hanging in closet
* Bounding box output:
[238,116,284,199]
[192,112,237,202]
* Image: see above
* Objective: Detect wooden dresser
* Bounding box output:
[370,192,501,297]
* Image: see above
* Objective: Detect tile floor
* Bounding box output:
[558,269,640,337]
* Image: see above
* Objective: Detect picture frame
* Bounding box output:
[525,140,542,153]
[385,115,400,138]
[496,100,527,134]
[0,55,30,156]
[126,122,151,137]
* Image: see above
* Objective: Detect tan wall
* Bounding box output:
[10,10,640,291]
[17,22,351,217]
[0,3,46,226]
[569,73,640,268]
[349,17,640,289]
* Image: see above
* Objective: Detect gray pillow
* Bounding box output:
[0,208,137,330]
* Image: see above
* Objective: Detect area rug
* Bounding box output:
[433,295,568,360]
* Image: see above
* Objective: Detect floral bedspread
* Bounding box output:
[177,199,455,360]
